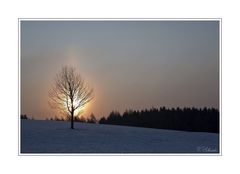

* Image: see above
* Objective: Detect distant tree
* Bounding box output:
[87,113,97,123]
[75,115,87,123]
[21,114,28,119]
[53,116,65,121]
[106,111,121,125]
[99,117,106,124]
[48,66,94,129]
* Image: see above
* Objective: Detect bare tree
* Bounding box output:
[48,66,94,129]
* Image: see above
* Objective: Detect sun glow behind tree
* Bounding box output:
[63,94,89,117]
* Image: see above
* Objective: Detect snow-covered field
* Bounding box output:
[20,120,219,154]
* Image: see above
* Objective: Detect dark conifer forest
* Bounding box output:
[99,107,219,133]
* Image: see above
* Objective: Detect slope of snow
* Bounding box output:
[20,120,219,153]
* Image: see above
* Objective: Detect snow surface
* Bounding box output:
[21,120,219,153]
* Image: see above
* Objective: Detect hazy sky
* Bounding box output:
[21,20,219,119]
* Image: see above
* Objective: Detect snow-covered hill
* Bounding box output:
[20,120,219,154]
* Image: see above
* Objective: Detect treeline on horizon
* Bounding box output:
[99,107,219,133]
[47,114,97,123]
[21,114,97,123]
[21,107,219,133]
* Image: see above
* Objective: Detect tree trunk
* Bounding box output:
[71,110,74,129]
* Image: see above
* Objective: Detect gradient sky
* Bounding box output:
[21,20,219,120]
